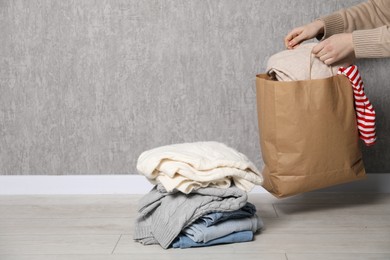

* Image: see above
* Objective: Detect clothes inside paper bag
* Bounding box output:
[266,43,349,81]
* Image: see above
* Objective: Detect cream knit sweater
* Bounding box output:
[318,0,390,58]
[136,142,263,193]
[267,43,349,81]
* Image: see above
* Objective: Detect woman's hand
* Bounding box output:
[284,20,325,49]
[312,33,355,65]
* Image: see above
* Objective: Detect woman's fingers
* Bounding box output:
[312,33,355,65]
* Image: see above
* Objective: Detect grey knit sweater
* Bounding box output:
[133,184,248,249]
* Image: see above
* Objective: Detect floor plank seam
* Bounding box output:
[272,204,279,217]
[111,234,122,254]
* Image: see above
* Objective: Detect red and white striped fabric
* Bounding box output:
[338,65,376,146]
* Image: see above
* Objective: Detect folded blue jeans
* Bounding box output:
[171,230,253,249]
[183,215,262,242]
[199,202,256,227]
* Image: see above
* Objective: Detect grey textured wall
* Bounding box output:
[1,0,389,175]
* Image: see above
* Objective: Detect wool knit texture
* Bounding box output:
[266,43,349,81]
[136,141,263,193]
[133,184,248,249]
[318,0,390,58]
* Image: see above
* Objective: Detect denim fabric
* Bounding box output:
[183,215,262,242]
[198,202,256,227]
[171,230,253,249]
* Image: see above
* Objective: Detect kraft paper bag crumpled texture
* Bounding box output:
[256,74,366,198]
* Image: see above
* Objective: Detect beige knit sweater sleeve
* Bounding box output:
[318,0,390,58]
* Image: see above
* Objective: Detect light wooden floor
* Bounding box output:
[1,192,390,260]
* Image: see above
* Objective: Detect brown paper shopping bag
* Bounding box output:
[256,74,366,198]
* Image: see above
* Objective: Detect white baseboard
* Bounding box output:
[0,174,389,195]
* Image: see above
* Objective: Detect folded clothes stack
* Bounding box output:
[133,141,264,249]
[172,202,263,249]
